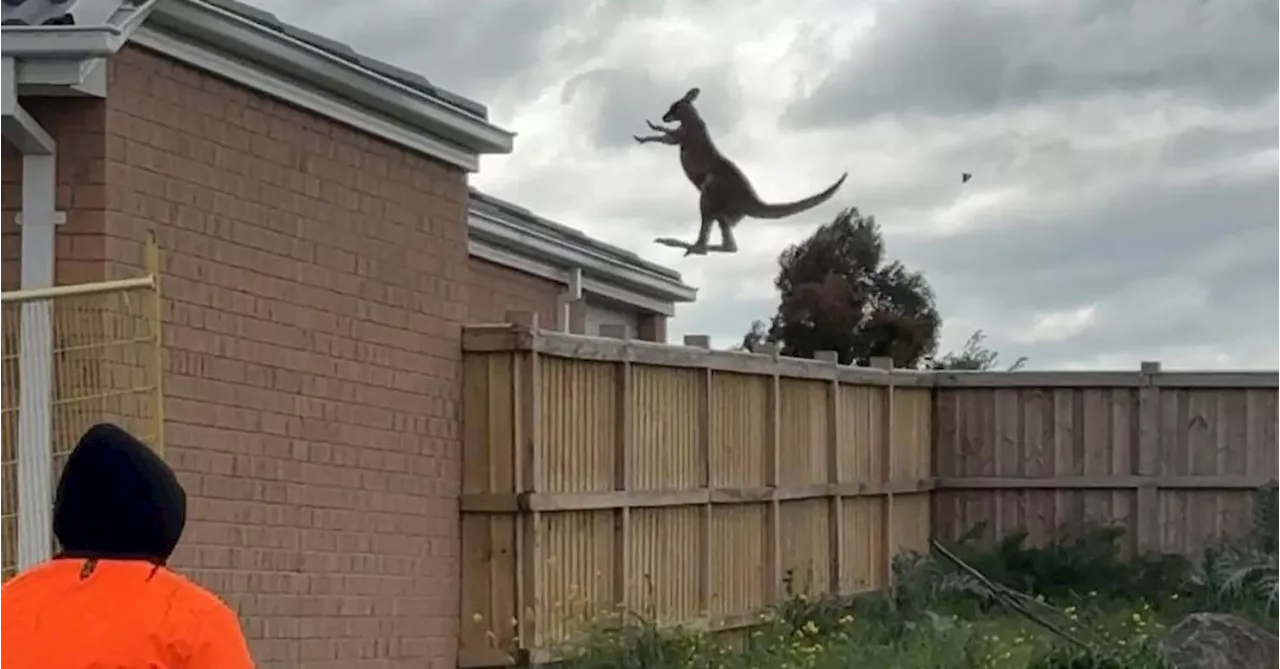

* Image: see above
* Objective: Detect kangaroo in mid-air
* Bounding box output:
[633,88,848,257]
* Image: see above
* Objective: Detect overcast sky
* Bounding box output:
[255,0,1278,370]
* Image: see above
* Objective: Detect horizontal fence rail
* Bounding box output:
[459,313,933,666]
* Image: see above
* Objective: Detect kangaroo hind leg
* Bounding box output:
[706,215,742,254]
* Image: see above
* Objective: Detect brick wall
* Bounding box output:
[2,97,111,289]
[465,256,561,328]
[99,46,470,668]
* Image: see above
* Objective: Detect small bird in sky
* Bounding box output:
[961,173,973,183]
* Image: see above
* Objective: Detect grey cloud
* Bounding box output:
[1160,126,1279,168]
[901,169,1278,315]
[562,65,744,150]
[252,0,649,117]
[891,165,1278,367]
[784,0,1279,129]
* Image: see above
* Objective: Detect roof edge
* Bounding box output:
[144,0,514,158]
[467,200,698,308]
[468,190,687,282]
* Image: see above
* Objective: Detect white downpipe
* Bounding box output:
[560,267,583,333]
[14,137,58,570]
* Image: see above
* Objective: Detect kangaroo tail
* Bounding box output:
[746,173,848,220]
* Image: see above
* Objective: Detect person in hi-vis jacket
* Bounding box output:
[2,423,254,668]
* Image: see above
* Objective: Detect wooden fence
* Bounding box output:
[457,313,1278,666]
[458,313,933,666]
[932,365,1278,555]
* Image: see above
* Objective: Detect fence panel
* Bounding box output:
[931,365,1278,555]
[1,253,163,580]
[457,314,932,666]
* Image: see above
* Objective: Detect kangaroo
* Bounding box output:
[633,88,848,257]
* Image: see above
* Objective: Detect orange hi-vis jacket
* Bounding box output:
[0,423,255,668]
[2,559,254,668]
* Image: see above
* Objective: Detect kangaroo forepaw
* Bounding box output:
[646,120,665,132]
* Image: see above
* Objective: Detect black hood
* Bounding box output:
[53,423,186,563]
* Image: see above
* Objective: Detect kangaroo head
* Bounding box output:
[662,88,701,124]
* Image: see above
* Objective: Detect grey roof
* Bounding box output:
[469,189,686,283]
[191,0,490,120]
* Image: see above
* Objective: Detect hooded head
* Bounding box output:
[53,423,186,563]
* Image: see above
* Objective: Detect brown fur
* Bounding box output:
[634,88,848,256]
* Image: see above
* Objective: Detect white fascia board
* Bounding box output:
[469,240,570,285]
[1,0,159,59]
[145,0,514,158]
[468,210,697,304]
[128,27,483,173]
[0,27,119,58]
[581,277,675,317]
[468,237,679,317]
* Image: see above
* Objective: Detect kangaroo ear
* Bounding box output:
[682,88,701,103]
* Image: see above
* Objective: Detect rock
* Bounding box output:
[1161,612,1279,669]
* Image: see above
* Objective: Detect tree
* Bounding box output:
[738,208,942,367]
[929,329,1028,371]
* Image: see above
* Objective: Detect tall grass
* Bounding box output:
[552,483,1278,669]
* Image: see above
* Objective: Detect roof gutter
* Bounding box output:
[1,0,159,55]
[1,0,161,89]
[469,209,698,305]
[144,0,514,156]
[2,56,58,570]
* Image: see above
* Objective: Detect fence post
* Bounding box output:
[612,328,635,612]
[684,334,714,617]
[145,233,165,456]
[759,343,784,601]
[815,350,844,595]
[505,310,541,652]
[870,356,896,593]
[1135,360,1162,554]
[15,303,54,570]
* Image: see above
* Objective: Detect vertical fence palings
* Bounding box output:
[457,313,937,666]
[458,315,1278,667]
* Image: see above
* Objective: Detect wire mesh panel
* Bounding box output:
[0,268,163,581]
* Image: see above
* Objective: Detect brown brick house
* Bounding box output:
[1,0,694,666]
[467,189,695,340]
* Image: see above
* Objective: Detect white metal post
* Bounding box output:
[4,57,60,568]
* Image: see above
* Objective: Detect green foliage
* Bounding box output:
[891,524,1193,612]
[1191,482,1279,616]
[739,208,943,368]
[1027,643,1169,669]
[956,525,1191,603]
[930,329,1029,371]
[555,613,721,669]
[554,515,1277,669]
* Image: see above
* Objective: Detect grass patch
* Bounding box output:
[553,484,1277,669]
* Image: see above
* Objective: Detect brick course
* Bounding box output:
[465,256,561,328]
[100,46,469,667]
[2,97,111,289]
